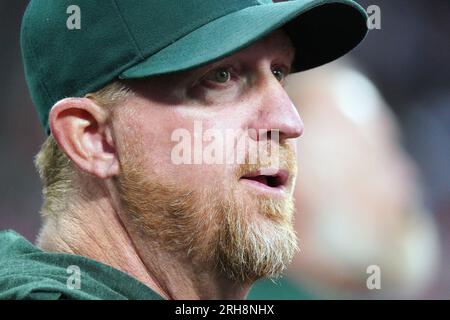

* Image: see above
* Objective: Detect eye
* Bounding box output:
[204,67,233,84]
[271,66,287,82]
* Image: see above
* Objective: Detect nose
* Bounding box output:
[248,75,304,143]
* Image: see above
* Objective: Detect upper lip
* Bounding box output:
[240,168,290,189]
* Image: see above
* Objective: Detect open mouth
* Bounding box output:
[240,169,289,191]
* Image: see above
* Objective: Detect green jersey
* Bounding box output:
[0,230,163,300]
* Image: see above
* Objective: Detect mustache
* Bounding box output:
[235,143,297,182]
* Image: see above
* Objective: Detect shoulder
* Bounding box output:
[0,230,94,300]
[0,230,163,300]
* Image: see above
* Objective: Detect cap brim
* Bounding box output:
[120,0,368,79]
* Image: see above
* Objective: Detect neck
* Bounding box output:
[37,183,251,300]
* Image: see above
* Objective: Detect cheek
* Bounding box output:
[122,110,234,188]
[167,119,234,188]
[116,95,255,188]
[188,85,242,106]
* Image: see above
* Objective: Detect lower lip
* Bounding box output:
[239,178,287,199]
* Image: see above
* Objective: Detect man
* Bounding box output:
[0,0,367,300]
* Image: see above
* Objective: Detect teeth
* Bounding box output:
[241,169,288,189]
[259,168,279,176]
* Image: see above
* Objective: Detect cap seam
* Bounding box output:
[111,0,144,60]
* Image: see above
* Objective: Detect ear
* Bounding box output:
[49,97,120,179]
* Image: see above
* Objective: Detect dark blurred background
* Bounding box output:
[1,0,449,298]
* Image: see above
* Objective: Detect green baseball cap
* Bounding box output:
[21,0,368,135]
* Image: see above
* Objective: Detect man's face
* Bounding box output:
[112,29,304,282]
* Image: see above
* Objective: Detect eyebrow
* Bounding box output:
[276,39,297,68]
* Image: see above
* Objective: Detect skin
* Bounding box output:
[42,29,304,300]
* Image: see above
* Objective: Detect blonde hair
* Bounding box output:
[34,81,131,219]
